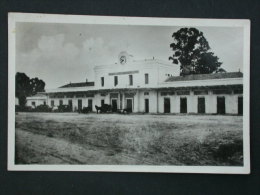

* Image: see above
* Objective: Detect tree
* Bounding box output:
[16,72,45,106]
[29,77,45,95]
[16,72,31,106]
[169,28,224,76]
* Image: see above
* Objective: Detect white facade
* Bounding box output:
[26,93,47,108]
[43,52,243,115]
[94,53,179,90]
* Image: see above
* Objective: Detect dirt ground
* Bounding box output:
[15,112,243,166]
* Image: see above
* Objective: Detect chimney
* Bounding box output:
[86,78,88,82]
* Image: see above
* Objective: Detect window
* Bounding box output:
[114,76,118,86]
[101,99,105,106]
[144,92,149,95]
[66,94,74,98]
[145,73,149,84]
[161,91,174,96]
[51,100,54,107]
[213,90,232,95]
[57,95,64,98]
[59,100,63,106]
[176,91,190,95]
[101,77,104,87]
[85,93,94,97]
[43,101,46,105]
[234,89,243,94]
[161,92,168,96]
[32,101,35,106]
[76,94,84,98]
[129,75,133,86]
[194,90,208,95]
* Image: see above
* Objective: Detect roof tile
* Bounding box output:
[59,82,95,88]
[165,72,243,82]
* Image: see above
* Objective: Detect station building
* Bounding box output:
[27,52,243,115]
[26,92,47,108]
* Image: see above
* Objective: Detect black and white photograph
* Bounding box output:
[8,13,250,173]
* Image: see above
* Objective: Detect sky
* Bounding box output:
[16,22,244,89]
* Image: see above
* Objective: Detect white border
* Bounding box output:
[8,12,251,174]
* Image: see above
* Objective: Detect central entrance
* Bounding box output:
[126,98,133,112]
[111,99,118,112]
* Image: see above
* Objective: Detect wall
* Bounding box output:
[94,60,178,90]
[157,89,242,114]
[26,99,46,107]
[48,96,95,112]
[225,95,240,114]
[45,89,242,115]
[138,90,158,113]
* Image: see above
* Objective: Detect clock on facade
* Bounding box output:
[120,55,127,64]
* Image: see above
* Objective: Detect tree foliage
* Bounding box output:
[29,77,45,95]
[169,28,224,76]
[16,72,45,106]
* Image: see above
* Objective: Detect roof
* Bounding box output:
[165,72,243,82]
[59,82,95,88]
[29,93,46,97]
[26,93,47,100]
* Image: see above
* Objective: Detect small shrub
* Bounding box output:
[80,107,91,114]
[58,105,72,112]
[15,105,33,112]
[34,105,52,112]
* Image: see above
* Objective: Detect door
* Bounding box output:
[198,97,205,114]
[180,97,187,113]
[78,99,82,111]
[217,97,225,114]
[126,99,133,112]
[164,98,170,113]
[111,99,117,112]
[145,99,149,113]
[101,99,105,106]
[238,96,243,115]
[88,99,93,111]
[68,99,73,111]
